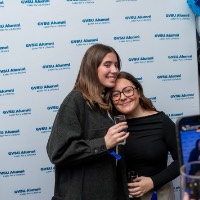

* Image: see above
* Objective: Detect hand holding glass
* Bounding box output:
[127,171,138,198]
[114,115,127,145]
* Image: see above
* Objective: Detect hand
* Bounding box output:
[104,122,129,149]
[128,176,153,198]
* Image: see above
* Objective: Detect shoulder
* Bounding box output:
[59,90,88,115]
[158,112,176,133]
[147,111,175,126]
[62,90,85,106]
[159,111,174,122]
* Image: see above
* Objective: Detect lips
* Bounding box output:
[120,101,131,106]
[107,76,116,79]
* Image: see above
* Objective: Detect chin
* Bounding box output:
[105,83,115,88]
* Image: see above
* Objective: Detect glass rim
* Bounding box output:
[180,161,200,179]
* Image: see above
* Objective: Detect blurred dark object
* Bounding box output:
[196,30,200,76]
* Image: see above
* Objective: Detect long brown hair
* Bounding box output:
[74,43,121,111]
[112,71,157,111]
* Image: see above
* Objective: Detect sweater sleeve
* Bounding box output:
[46,93,109,166]
[151,115,180,190]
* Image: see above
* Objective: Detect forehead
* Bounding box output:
[102,52,118,62]
[113,78,135,90]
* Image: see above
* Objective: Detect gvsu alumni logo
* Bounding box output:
[170,93,194,100]
[154,33,180,40]
[47,105,59,112]
[82,17,110,25]
[157,74,182,81]
[125,15,151,22]
[42,63,70,71]
[41,166,55,173]
[128,56,154,64]
[0,169,25,177]
[0,67,26,76]
[167,112,184,120]
[114,35,140,43]
[37,20,66,28]
[168,54,192,62]
[31,84,59,92]
[0,23,21,31]
[71,38,98,46]
[0,88,15,96]
[21,0,50,6]
[36,126,52,133]
[8,150,36,158]
[166,13,190,20]
[0,129,20,137]
[14,187,41,196]
[26,42,54,50]
[2,108,31,116]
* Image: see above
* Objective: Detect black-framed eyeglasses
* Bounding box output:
[111,86,137,101]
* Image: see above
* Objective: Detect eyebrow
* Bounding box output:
[112,86,134,91]
[103,61,118,64]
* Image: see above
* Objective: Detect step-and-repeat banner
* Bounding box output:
[0,0,199,199]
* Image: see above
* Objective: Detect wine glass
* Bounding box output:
[127,171,138,183]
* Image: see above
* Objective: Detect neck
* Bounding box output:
[126,106,147,119]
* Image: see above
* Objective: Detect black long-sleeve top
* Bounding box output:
[124,112,180,190]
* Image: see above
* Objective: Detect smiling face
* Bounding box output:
[97,52,119,90]
[112,78,143,118]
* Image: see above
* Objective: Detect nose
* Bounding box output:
[120,92,127,100]
[111,64,119,73]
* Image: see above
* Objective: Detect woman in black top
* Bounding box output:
[110,71,180,200]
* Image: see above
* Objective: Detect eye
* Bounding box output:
[124,88,132,93]
[115,63,119,67]
[104,63,111,67]
[112,92,119,97]
[104,62,111,67]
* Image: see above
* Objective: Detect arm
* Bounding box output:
[151,115,180,190]
[46,92,128,166]
[46,94,108,166]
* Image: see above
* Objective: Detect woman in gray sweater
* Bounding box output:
[46,44,129,200]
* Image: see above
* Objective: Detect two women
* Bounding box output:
[47,43,179,199]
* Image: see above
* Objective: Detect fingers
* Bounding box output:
[128,186,145,197]
[128,177,153,198]
[113,122,128,133]
[104,122,128,149]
